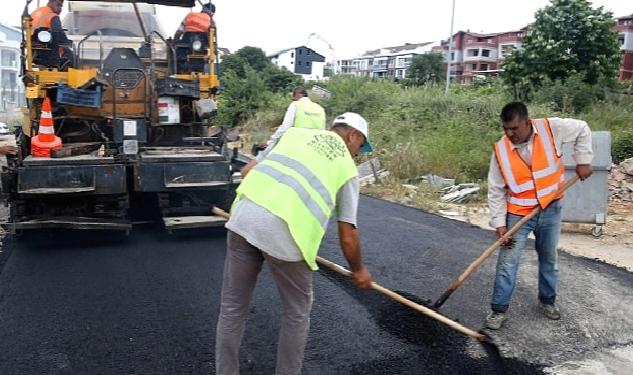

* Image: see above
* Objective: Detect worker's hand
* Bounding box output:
[351,265,372,289]
[496,226,514,247]
[0,145,18,155]
[241,159,257,178]
[576,164,593,181]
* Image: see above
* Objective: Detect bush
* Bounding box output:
[612,129,633,164]
[531,75,606,114]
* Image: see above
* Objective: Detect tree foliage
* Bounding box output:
[502,0,621,99]
[406,53,444,86]
[218,47,304,126]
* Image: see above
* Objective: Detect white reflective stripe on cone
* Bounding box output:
[38,126,55,134]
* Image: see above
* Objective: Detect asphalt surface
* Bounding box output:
[1,196,633,374]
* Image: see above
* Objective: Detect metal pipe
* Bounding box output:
[132,2,148,41]
[445,0,456,94]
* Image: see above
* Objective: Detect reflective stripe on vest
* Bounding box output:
[266,153,334,209]
[494,118,564,215]
[31,6,56,34]
[293,99,326,130]
[254,163,330,230]
[233,128,358,270]
[184,12,211,33]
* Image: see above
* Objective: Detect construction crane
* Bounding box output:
[306,33,336,75]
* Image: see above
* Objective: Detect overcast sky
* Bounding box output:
[3,0,630,59]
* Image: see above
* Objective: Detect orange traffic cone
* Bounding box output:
[31,98,62,157]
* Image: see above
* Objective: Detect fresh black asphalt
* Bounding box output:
[1,196,632,374]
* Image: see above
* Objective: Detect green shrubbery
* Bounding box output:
[222,73,633,181]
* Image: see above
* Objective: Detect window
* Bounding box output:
[299,49,303,55]
[501,44,515,57]
[480,64,488,71]
[481,49,490,57]
[298,61,302,66]
[291,52,294,58]
[619,34,625,47]
[1,70,17,103]
[467,49,479,57]
[307,62,311,66]
[471,63,477,70]
[307,50,311,55]
[1,50,17,67]
[450,52,455,61]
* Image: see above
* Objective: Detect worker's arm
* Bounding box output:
[336,177,372,288]
[241,135,279,178]
[174,22,185,40]
[487,153,513,246]
[338,222,372,288]
[50,16,70,45]
[266,101,297,147]
[0,145,18,155]
[548,117,593,180]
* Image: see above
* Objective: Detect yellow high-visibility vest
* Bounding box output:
[233,128,358,269]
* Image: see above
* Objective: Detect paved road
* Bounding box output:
[1,196,632,374]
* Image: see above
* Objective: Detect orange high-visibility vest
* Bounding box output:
[494,118,565,216]
[183,12,212,33]
[31,6,57,34]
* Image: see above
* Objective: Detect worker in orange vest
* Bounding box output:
[30,0,73,69]
[484,101,593,330]
[174,2,215,41]
[174,2,215,73]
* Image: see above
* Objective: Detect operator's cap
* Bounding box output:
[332,112,373,153]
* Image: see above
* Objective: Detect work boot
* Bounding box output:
[485,311,506,330]
[539,302,561,320]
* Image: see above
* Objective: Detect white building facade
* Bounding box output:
[0,23,24,112]
[335,42,436,79]
[268,46,326,81]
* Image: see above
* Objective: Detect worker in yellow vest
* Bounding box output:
[215,113,373,374]
[253,86,326,154]
[485,102,593,330]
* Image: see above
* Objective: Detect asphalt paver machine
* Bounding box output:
[1,0,246,233]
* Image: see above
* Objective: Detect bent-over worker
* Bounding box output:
[215,112,374,374]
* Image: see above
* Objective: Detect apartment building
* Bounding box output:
[617,14,633,81]
[431,29,524,83]
[268,46,326,81]
[336,42,435,80]
[0,23,24,111]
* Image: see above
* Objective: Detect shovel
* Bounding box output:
[433,175,579,309]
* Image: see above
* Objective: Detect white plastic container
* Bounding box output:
[158,97,180,124]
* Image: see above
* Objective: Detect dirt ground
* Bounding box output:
[433,200,633,272]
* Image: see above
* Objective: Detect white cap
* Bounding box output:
[332,112,373,153]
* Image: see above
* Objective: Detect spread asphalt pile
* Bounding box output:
[1,196,633,374]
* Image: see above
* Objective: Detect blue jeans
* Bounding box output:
[491,200,562,313]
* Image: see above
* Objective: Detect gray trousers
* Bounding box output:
[215,231,313,375]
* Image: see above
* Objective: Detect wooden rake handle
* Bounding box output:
[316,256,488,342]
[433,175,580,308]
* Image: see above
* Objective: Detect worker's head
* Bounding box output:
[500,101,532,145]
[202,2,215,15]
[292,86,308,101]
[48,0,64,14]
[331,112,373,157]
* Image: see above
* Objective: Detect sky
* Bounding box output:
[3,0,631,59]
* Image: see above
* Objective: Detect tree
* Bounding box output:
[221,46,271,76]
[262,65,303,93]
[217,66,271,126]
[502,0,621,99]
[406,53,444,86]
